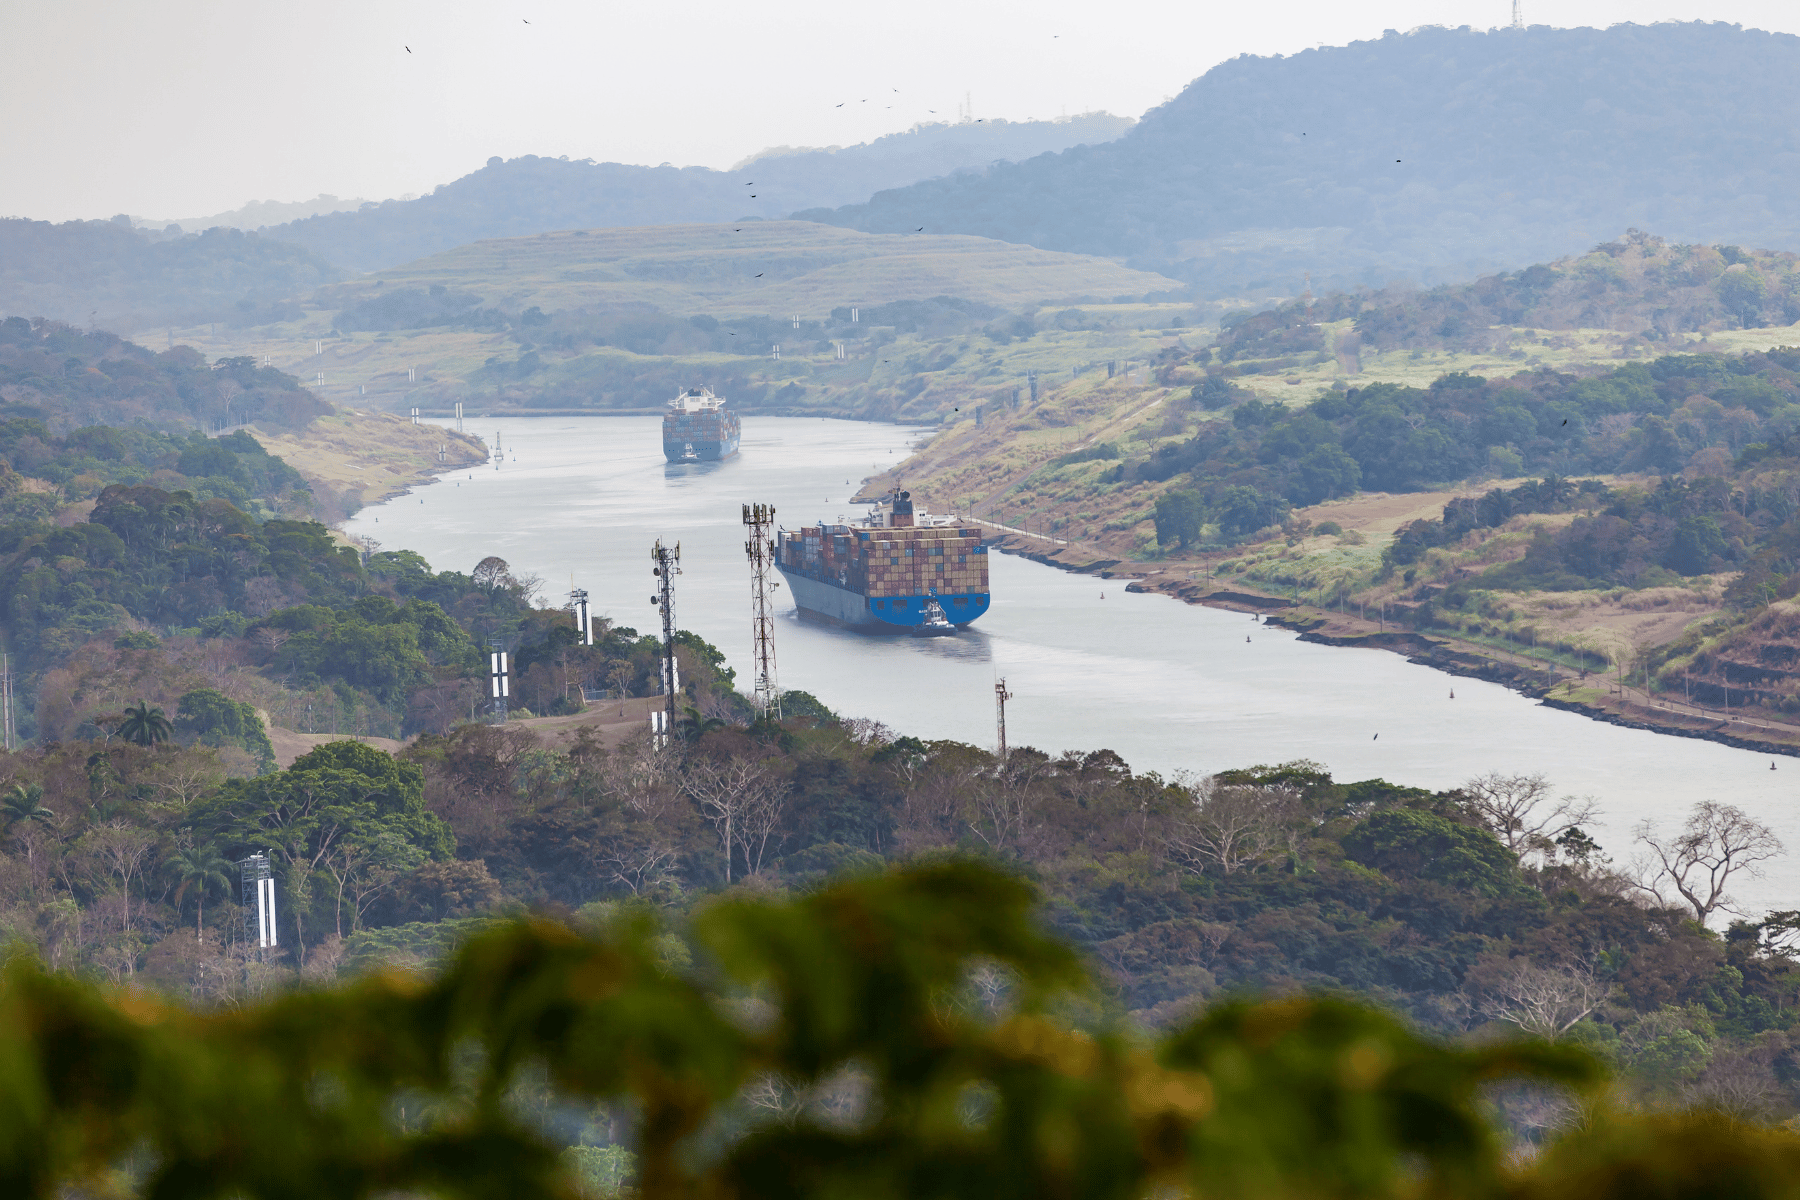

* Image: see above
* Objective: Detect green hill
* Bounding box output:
[264,115,1133,273]
[317,221,1180,318]
[801,22,1800,293]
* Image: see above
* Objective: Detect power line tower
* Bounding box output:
[995,678,1013,760]
[743,503,781,720]
[652,539,682,744]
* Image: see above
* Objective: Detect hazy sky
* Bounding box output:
[6,1,1799,223]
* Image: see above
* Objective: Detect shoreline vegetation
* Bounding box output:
[986,532,1800,757]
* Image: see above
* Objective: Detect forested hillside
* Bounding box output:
[1215,233,1800,370]
[0,316,329,433]
[803,22,1800,292]
[265,115,1132,273]
[2,689,1796,1123]
[0,219,342,332]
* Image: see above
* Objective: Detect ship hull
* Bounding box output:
[662,432,740,462]
[777,565,989,631]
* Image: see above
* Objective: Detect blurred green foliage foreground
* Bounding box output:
[6,861,1800,1200]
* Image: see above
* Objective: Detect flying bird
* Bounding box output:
[916,227,924,231]
[523,18,529,22]
[836,102,844,107]
[1372,733,1379,740]
[405,45,411,51]
[755,273,763,277]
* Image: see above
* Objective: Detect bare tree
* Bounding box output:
[1478,959,1611,1039]
[79,822,157,934]
[1461,772,1599,858]
[1634,802,1784,924]
[1165,779,1301,876]
[684,758,788,883]
[962,780,1036,857]
[843,718,896,747]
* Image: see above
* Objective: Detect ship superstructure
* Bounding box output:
[774,490,991,632]
[662,387,741,462]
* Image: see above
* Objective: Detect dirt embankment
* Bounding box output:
[249,409,489,520]
[986,532,1800,759]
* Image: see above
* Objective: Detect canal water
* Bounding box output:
[345,415,1800,916]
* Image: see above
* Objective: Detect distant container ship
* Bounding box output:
[775,490,990,634]
[663,387,740,462]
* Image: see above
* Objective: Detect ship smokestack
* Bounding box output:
[891,490,915,528]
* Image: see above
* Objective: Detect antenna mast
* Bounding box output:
[651,539,682,744]
[743,503,781,720]
[995,677,1013,760]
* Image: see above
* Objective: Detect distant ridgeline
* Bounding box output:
[1134,348,1800,550]
[1215,234,1800,370]
[801,22,1800,291]
[0,218,341,332]
[264,115,1134,273]
[0,317,329,434]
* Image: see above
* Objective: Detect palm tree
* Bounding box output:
[1,783,53,829]
[119,700,172,747]
[166,843,234,941]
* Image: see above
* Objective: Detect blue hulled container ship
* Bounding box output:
[663,387,740,462]
[775,490,990,634]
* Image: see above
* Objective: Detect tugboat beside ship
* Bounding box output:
[662,388,740,462]
[774,490,990,635]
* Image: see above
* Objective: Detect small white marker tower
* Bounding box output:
[239,853,278,956]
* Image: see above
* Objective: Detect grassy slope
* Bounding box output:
[335,221,1180,315]
[248,410,489,517]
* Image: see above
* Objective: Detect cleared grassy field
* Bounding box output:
[1227,318,1800,403]
[326,221,1182,316]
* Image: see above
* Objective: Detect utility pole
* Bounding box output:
[743,503,781,720]
[995,678,1013,760]
[652,539,682,744]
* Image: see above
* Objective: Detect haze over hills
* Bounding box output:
[0,216,341,332]
[317,220,1178,319]
[801,22,1800,294]
[265,114,1133,274]
[136,194,372,234]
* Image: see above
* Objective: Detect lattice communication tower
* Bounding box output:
[743,503,781,719]
[995,678,1013,760]
[652,539,682,741]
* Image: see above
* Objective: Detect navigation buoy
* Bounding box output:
[1449,688,1455,699]
[1245,635,1251,643]
[1373,732,1379,740]
[1773,761,1779,771]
